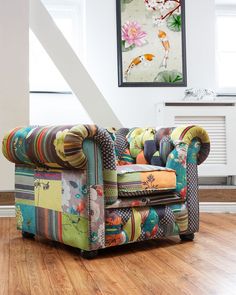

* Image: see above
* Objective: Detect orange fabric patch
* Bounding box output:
[141,171,176,191]
[136,151,149,165]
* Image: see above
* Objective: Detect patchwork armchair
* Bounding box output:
[2,125,210,258]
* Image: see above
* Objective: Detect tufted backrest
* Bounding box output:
[114,127,175,167]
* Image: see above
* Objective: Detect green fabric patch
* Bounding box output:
[62,213,89,250]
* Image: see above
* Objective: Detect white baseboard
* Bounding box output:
[0,206,15,217]
[200,202,236,213]
[0,203,236,217]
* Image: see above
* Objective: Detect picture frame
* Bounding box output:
[116,0,187,87]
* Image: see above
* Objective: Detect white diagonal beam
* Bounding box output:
[30,0,122,128]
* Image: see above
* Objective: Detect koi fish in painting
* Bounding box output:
[124,54,155,82]
[158,30,170,68]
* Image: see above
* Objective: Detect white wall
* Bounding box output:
[30,93,92,125]
[31,0,216,127]
[84,0,216,127]
[0,1,29,190]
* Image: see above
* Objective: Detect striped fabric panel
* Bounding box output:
[15,190,34,201]
[15,165,35,204]
[83,139,103,185]
[179,125,196,140]
[35,171,61,181]
[171,203,188,233]
[27,125,73,168]
[36,207,63,242]
[106,192,182,209]
[118,188,175,197]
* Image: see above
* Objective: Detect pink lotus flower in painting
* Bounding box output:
[122,21,147,48]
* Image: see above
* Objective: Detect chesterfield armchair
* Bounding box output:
[2,125,210,258]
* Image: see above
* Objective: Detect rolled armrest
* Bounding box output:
[170,125,210,165]
[2,125,118,204]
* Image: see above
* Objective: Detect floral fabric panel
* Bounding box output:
[62,170,88,216]
[165,137,202,200]
[117,164,176,197]
[166,143,188,199]
[89,185,105,250]
[187,139,201,164]
[105,203,188,247]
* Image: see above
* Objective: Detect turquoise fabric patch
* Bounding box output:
[12,126,34,164]
[166,142,187,198]
[16,204,36,234]
[187,138,201,164]
[83,139,103,185]
[142,208,159,235]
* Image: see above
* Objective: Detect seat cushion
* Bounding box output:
[117,164,176,197]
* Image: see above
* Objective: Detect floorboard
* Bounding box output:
[0,218,9,295]
[8,218,31,295]
[0,214,236,294]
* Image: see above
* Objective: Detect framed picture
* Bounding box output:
[116,0,187,87]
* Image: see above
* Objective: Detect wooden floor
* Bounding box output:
[1,214,236,295]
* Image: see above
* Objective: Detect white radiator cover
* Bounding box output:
[156,101,236,177]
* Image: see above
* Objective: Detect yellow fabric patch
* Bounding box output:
[123,208,142,242]
[171,125,210,145]
[35,179,62,212]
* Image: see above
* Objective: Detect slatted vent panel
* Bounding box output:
[174,116,227,165]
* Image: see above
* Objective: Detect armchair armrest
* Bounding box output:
[2,124,118,204]
[166,125,210,199]
[170,125,210,165]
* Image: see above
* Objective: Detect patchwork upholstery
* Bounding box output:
[105,204,188,247]
[3,125,117,204]
[14,139,105,251]
[117,164,176,196]
[2,124,210,253]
